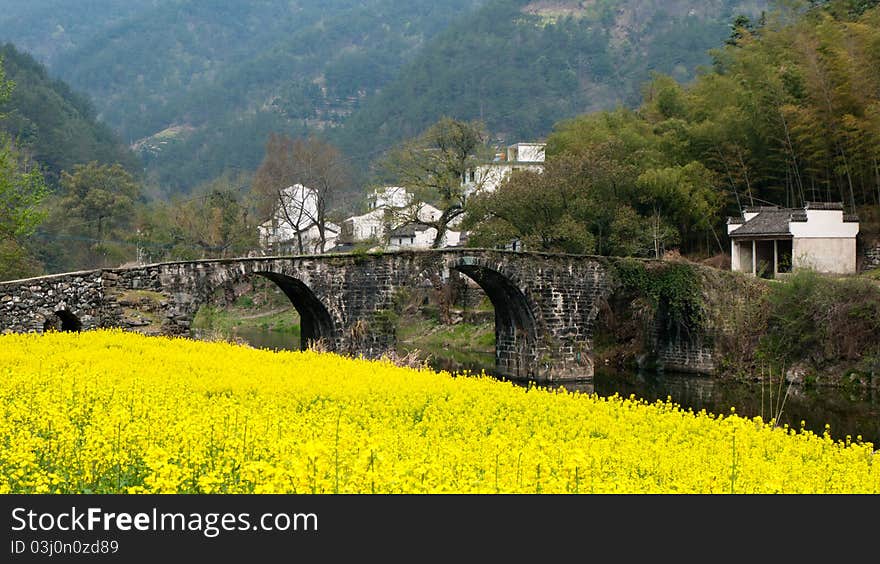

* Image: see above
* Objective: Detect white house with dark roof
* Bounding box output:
[727,202,859,277]
[337,187,415,248]
[462,142,545,197]
[338,186,463,250]
[258,183,339,254]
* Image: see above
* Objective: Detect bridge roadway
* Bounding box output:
[0,249,623,382]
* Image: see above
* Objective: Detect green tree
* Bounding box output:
[606,205,675,258]
[635,162,724,257]
[49,161,140,268]
[464,147,640,255]
[0,58,47,280]
[379,117,490,247]
[0,135,47,280]
[171,173,258,259]
[464,161,595,254]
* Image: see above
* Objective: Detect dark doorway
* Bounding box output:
[777,240,793,274]
[43,310,82,333]
[755,241,775,279]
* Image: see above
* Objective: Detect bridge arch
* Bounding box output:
[254,271,336,351]
[446,256,542,380]
[43,310,82,333]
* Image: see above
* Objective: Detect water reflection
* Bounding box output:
[429,355,880,447]
[211,327,880,448]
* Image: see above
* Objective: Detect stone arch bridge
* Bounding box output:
[0,249,715,382]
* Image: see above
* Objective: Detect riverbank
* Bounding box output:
[192,299,493,370]
[396,315,494,372]
[193,305,301,336]
[593,265,880,389]
[191,277,302,341]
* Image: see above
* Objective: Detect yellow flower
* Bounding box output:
[0,329,876,494]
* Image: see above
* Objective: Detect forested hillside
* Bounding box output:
[1,0,487,194]
[0,0,766,195]
[0,1,150,64]
[333,0,768,172]
[465,0,880,259]
[0,44,139,187]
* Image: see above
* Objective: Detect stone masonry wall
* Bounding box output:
[863,242,880,271]
[0,250,728,382]
[0,271,116,333]
[654,332,716,375]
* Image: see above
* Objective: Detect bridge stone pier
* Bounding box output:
[0,249,616,382]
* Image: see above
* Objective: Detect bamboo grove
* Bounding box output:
[477,1,880,257]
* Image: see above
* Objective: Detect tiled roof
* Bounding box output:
[806,201,844,210]
[389,224,429,237]
[730,201,853,237]
[743,205,784,213]
[729,209,794,237]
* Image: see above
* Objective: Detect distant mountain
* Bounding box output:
[0,43,140,187]
[0,1,153,65]
[331,0,769,172]
[1,0,487,194]
[0,0,767,196]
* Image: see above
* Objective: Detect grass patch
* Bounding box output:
[757,269,880,370]
[398,317,495,353]
[193,305,301,335]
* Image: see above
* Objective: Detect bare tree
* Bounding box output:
[378,117,490,248]
[169,172,257,259]
[252,134,350,253]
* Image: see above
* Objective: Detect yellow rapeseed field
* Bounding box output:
[0,329,876,494]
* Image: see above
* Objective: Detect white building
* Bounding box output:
[339,208,386,246]
[380,200,463,250]
[462,142,546,197]
[368,185,411,209]
[339,186,463,250]
[727,202,859,277]
[387,223,462,250]
[337,186,415,247]
[258,183,339,255]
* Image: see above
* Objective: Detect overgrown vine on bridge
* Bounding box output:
[610,259,704,333]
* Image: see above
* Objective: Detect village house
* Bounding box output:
[258,183,339,255]
[726,202,859,277]
[337,187,411,247]
[462,142,546,197]
[385,210,463,250]
[338,186,463,251]
[266,141,545,255]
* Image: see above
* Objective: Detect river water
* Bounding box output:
[228,327,880,448]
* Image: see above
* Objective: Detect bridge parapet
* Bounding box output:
[0,270,111,333]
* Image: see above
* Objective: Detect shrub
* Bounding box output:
[758,270,880,367]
